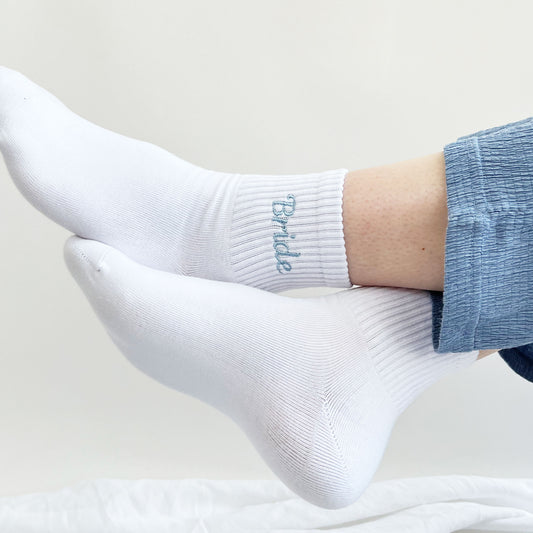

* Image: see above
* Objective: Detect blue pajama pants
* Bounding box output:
[429,117,533,382]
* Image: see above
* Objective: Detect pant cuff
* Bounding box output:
[433,118,533,353]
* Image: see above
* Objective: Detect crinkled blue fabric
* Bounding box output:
[430,117,533,382]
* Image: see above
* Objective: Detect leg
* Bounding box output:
[0,66,351,293]
[64,236,479,509]
[0,66,527,366]
[341,154,499,362]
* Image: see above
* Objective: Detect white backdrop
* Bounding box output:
[0,0,531,499]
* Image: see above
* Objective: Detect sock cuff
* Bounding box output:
[229,168,351,292]
[338,287,479,414]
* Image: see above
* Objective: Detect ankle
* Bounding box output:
[343,152,448,291]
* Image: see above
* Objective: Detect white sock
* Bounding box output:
[0,66,350,292]
[64,236,479,510]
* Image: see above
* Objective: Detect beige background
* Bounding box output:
[0,0,532,500]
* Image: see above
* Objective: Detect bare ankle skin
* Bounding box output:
[343,152,447,291]
[478,349,497,360]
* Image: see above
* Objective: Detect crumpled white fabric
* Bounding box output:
[0,475,532,532]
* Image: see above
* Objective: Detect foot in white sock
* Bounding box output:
[64,236,478,509]
[0,66,350,292]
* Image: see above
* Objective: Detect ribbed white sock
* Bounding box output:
[0,66,350,292]
[65,236,479,510]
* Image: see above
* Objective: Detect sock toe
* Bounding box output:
[63,236,118,287]
[0,66,51,127]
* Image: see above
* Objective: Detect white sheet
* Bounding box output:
[0,475,532,532]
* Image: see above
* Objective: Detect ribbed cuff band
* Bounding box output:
[340,287,478,415]
[230,168,351,292]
